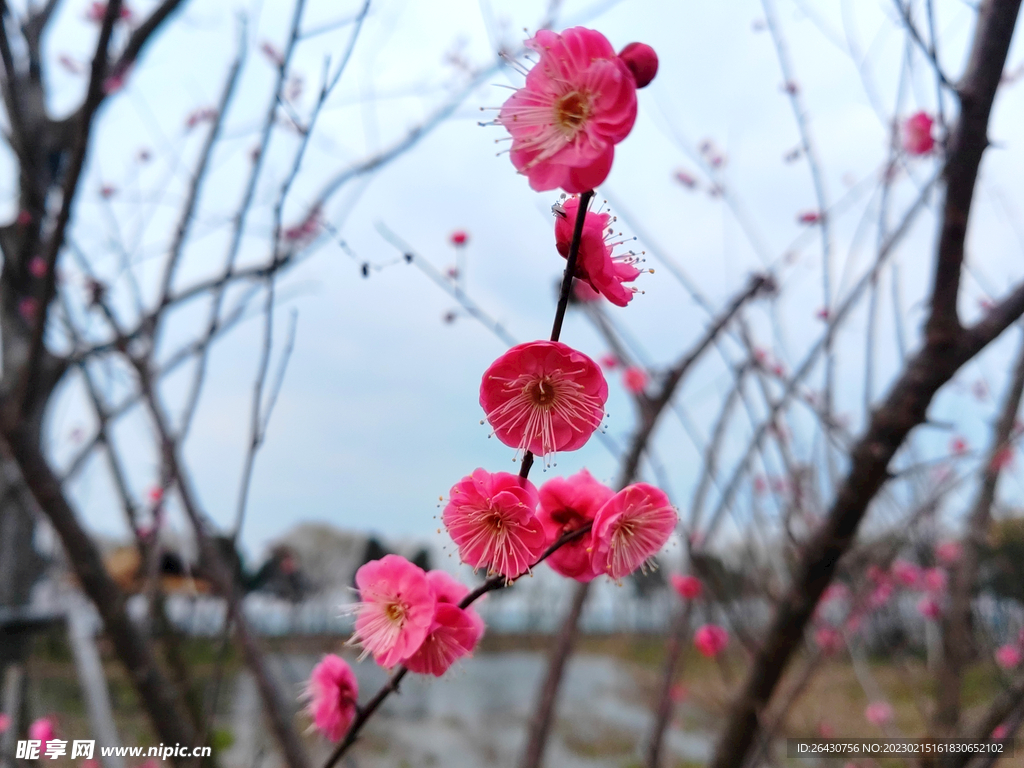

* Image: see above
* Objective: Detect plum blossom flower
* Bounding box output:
[864,701,893,726]
[903,111,935,155]
[922,567,947,593]
[917,596,941,620]
[622,366,648,394]
[450,230,469,246]
[443,469,547,579]
[405,604,483,677]
[693,624,729,658]
[949,436,968,455]
[536,470,614,581]
[404,571,484,676]
[480,341,607,459]
[591,483,677,579]
[671,574,702,600]
[0,714,8,734]
[572,280,601,302]
[993,724,1009,740]
[599,353,619,370]
[815,626,843,655]
[29,717,55,750]
[891,560,921,588]
[935,540,962,566]
[305,654,358,742]
[554,196,642,306]
[29,256,47,278]
[348,555,435,668]
[496,27,640,192]
[995,644,1022,670]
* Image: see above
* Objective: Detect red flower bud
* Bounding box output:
[618,42,658,88]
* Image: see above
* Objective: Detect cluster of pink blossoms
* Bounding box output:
[304,25,664,747]
[444,469,677,582]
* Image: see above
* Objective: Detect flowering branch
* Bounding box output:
[319,525,591,768]
[519,188,595,479]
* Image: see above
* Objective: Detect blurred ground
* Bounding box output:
[24,632,1011,768]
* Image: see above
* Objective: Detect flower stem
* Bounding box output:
[519,188,595,480]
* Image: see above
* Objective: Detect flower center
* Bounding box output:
[385,602,407,623]
[526,377,557,407]
[555,91,589,134]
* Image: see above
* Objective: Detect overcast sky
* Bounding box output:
[24,0,1024,561]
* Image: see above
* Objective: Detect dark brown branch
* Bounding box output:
[707,6,1022,763]
[517,581,590,768]
[927,0,1021,342]
[11,0,121,421]
[934,330,1024,737]
[0,423,198,760]
[115,0,187,70]
[644,601,693,768]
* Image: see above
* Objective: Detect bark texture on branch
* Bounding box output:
[707,4,1023,766]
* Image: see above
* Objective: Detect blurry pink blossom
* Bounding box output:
[815,626,843,655]
[891,560,921,588]
[305,654,357,741]
[917,596,941,620]
[902,111,935,155]
[922,567,947,593]
[935,540,962,566]
[599,353,619,370]
[798,211,821,225]
[671,574,702,600]
[864,702,893,726]
[450,230,468,246]
[995,644,1022,670]
[623,366,648,394]
[949,436,968,456]
[29,256,47,278]
[694,624,729,658]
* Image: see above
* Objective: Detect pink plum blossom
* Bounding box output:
[349,555,435,668]
[496,27,639,192]
[922,567,947,593]
[0,714,8,733]
[671,574,702,600]
[917,596,942,620]
[29,717,55,749]
[995,644,1022,670]
[599,353,619,370]
[935,540,962,566]
[536,470,614,581]
[572,280,602,302]
[28,256,47,278]
[305,654,358,742]
[480,340,607,459]
[443,469,547,579]
[993,724,1009,740]
[891,560,921,588]
[864,702,893,726]
[554,196,642,307]
[623,366,648,394]
[403,570,483,676]
[424,569,485,636]
[591,483,677,579]
[450,230,468,246]
[404,604,483,677]
[815,626,843,655]
[903,111,935,155]
[693,624,729,658]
